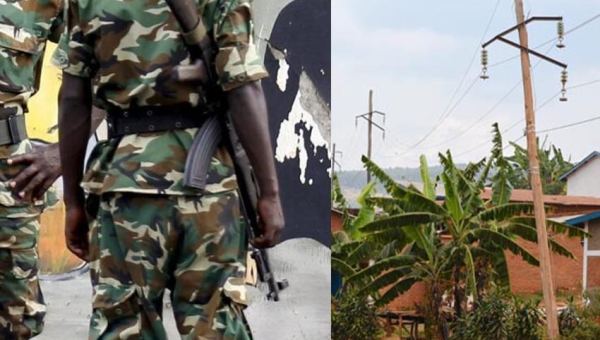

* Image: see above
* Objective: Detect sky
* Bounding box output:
[332,0,600,174]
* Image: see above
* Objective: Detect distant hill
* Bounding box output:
[335,164,467,208]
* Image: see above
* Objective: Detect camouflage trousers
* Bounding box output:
[88,190,252,340]
[0,158,48,339]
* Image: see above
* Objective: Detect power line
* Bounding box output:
[454,79,599,159]
[415,43,555,151]
[489,12,600,68]
[397,0,502,152]
[433,0,503,124]
[499,78,600,136]
[380,76,600,161]
[399,76,479,153]
[537,115,600,134]
[398,11,600,158]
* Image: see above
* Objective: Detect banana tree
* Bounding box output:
[331,175,408,292]
[347,124,587,339]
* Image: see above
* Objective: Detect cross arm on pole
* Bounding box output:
[482,16,563,48]
[496,37,567,69]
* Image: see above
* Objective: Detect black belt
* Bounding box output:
[106,104,211,139]
[0,106,27,146]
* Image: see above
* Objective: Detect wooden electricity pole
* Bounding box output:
[482,1,567,338]
[514,1,558,337]
[356,90,385,183]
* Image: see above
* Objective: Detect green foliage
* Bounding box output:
[509,297,544,340]
[451,294,512,340]
[558,323,600,340]
[559,296,581,335]
[450,294,544,340]
[331,288,381,340]
[507,136,573,195]
[558,292,600,340]
[333,125,586,340]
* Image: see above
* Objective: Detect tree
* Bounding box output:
[507,136,573,195]
[346,124,587,340]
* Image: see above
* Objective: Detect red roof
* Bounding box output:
[480,188,600,206]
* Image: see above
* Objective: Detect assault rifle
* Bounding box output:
[165,0,288,301]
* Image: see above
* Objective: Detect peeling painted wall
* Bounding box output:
[254,0,331,246]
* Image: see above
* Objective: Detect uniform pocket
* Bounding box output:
[0,23,41,93]
[91,285,139,321]
[0,159,45,218]
[10,247,39,280]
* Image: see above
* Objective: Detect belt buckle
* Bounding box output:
[7,116,22,143]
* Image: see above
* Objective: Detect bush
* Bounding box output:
[450,293,544,340]
[331,288,381,340]
[558,320,600,340]
[509,297,544,340]
[558,293,600,340]
[451,295,511,340]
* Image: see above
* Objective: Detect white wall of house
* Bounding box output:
[567,157,600,197]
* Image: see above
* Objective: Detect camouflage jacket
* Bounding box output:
[53,0,268,196]
[0,0,63,110]
[0,0,63,158]
[0,2,62,218]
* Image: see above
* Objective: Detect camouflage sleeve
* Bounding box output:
[50,32,70,69]
[212,0,268,91]
[59,0,98,78]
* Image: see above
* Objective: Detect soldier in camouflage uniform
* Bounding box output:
[0,3,64,339]
[55,0,284,339]
[0,3,106,338]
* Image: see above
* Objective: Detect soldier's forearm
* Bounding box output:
[227,81,279,198]
[58,73,93,207]
[48,23,64,44]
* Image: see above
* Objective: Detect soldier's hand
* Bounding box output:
[7,143,61,202]
[252,195,284,248]
[65,204,90,262]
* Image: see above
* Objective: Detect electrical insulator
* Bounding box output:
[560,69,568,102]
[480,48,489,80]
[557,21,565,48]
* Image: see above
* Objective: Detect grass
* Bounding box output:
[38,201,85,274]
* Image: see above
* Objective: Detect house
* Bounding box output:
[559,151,600,197]
[565,212,600,291]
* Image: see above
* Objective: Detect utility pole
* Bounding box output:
[356,90,385,183]
[332,143,342,176]
[482,2,567,338]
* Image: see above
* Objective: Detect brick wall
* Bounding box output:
[587,257,600,288]
[506,234,583,295]
[331,211,344,233]
[382,234,584,310]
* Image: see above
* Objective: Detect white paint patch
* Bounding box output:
[276,57,289,92]
[275,89,330,184]
[309,179,313,185]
